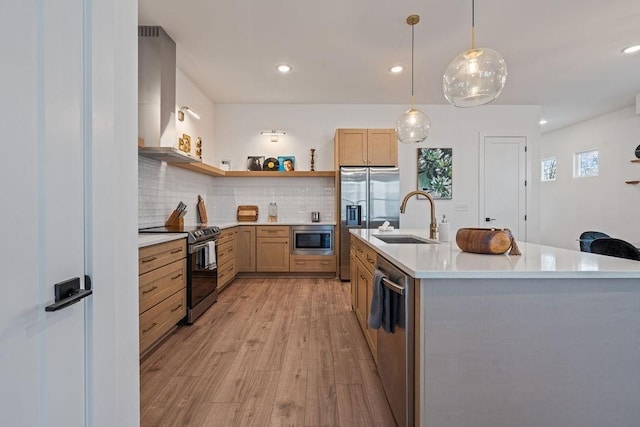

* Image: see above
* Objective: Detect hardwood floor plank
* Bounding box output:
[336,384,375,427]
[235,370,281,427]
[206,321,272,403]
[329,313,364,385]
[357,358,397,427]
[269,347,308,426]
[255,308,293,371]
[304,317,339,426]
[287,317,310,349]
[199,402,242,426]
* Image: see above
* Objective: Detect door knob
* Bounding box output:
[485,217,496,222]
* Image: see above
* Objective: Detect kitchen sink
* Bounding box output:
[374,235,437,244]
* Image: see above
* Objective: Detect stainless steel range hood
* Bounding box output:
[138,26,199,163]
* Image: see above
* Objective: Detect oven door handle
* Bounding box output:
[381,277,405,296]
[189,241,214,253]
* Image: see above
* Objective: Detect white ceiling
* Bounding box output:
[138,0,640,132]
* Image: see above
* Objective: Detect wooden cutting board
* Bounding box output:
[237,205,259,222]
[456,227,521,255]
[197,195,208,224]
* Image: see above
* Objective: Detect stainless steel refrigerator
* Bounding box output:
[339,167,400,280]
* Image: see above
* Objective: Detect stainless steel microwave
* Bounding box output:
[291,225,334,255]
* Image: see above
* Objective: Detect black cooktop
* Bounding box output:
[139,224,220,244]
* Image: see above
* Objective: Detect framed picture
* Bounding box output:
[246,156,264,171]
[278,156,296,171]
[417,148,452,199]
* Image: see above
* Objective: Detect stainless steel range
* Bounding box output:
[140,225,221,323]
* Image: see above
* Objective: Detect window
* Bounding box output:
[574,150,598,177]
[541,158,557,181]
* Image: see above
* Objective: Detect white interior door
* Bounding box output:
[479,135,527,240]
[0,1,89,425]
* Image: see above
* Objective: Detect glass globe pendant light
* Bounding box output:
[395,15,430,144]
[443,0,507,107]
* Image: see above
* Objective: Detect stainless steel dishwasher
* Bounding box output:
[376,255,415,427]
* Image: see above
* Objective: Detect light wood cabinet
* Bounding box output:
[335,128,398,167]
[138,238,187,356]
[256,225,290,272]
[237,226,256,272]
[289,254,336,272]
[217,227,236,292]
[353,238,377,358]
[350,241,357,310]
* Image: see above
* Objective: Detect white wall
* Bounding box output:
[175,68,216,164]
[540,106,640,249]
[214,104,542,241]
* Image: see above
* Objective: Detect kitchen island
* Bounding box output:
[351,229,640,427]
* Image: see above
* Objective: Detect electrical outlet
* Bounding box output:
[455,203,468,212]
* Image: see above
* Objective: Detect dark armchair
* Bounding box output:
[590,238,640,261]
[578,231,610,252]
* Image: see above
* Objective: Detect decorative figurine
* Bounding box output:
[310,148,316,171]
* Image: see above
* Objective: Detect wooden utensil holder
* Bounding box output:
[165,210,184,227]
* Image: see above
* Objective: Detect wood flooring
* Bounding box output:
[140,277,396,427]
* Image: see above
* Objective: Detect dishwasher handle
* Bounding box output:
[382,277,405,296]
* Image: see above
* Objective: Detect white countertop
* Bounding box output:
[138,233,187,248]
[351,228,640,279]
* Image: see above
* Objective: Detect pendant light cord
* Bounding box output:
[410,21,415,108]
[471,0,475,49]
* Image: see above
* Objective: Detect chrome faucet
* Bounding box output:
[400,190,437,239]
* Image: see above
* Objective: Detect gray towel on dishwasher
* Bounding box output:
[367,269,386,329]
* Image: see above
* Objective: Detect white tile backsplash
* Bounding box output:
[139,156,335,227]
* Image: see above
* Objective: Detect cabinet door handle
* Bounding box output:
[170,248,183,254]
[142,285,158,294]
[171,273,183,280]
[171,304,183,313]
[366,254,374,263]
[143,322,158,333]
[141,257,157,264]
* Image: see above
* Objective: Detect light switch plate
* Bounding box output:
[455,203,469,212]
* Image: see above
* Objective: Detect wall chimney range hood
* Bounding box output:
[138,26,199,163]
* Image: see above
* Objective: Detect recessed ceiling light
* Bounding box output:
[389,65,404,73]
[539,119,548,125]
[277,64,291,73]
[621,45,640,54]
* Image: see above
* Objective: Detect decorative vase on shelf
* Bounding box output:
[310,148,316,171]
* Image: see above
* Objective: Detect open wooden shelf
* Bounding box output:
[168,162,226,177]
[631,159,640,164]
[625,180,640,185]
[225,170,335,178]
[167,161,335,178]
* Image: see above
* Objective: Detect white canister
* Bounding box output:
[439,215,450,242]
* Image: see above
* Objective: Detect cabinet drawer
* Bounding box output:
[356,240,377,274]
[256,225,290,237]
[139,239,186,275]
[139,259,186,314]
[217,240,235,266]
[139,288,186,354]
[217,259,235,290]
[217,228,235,245]
[290,255,336,272]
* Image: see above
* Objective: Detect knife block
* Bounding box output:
[165,210,184,227]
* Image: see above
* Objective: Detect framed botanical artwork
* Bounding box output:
[246,156,264,171]
[278,156,295,171]
[417,148,452,199]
